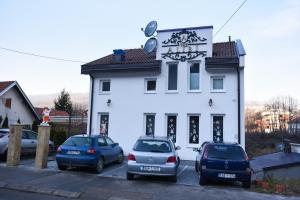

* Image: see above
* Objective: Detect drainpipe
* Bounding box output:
[237,66,241,144]
[89,75,95,136]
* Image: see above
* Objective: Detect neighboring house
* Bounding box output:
[35,107,69,123]
[81,25,246,160]
[261,110,290,133]
[0,81,40,128]
[288,117,300,134]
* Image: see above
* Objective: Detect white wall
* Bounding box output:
[88,27,245,160]
[0,87,35,127]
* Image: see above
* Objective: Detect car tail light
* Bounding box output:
[57,146,62,152]
[128,153,136,161]
[166,156,176,163]
[87,148,96,154]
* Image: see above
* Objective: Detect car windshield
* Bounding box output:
[207,145,246,161]
[134,139,172,153]
[63,137,92,147]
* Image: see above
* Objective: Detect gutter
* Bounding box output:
[89,75,95,136]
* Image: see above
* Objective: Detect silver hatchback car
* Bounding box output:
[0,128,54,160]
[127,136,181,182]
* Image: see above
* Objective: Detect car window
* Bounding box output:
[134,139,172,153]
[63,137,92,147]
[26,131,37,140]
[105,137,114,145]
[0,131,8,138]
[98,137,107,146]
[21,131,28,139]
[206,145,246,161]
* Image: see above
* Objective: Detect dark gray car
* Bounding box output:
[0,128,54,160]
[127,136,181,182]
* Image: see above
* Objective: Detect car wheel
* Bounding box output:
[95,157,104,173]
[170,175,177,183]
[242,180,251,188]
[199,174,206,186]
[126,172,134,180]
[117,152,124,164]
[57,164,67,171]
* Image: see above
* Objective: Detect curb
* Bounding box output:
[0,181,81,198]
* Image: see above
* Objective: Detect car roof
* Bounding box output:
[138,136,170,141]
[71,134,103,138]
[0,128,34,132]
[204,141,241,146]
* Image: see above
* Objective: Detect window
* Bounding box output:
[213,115,224,143]
[145,78,157,93]
[145,114,155,136]
[189,115,199,144]
[100,80,110,93]
[26,131,37,139]
[211,76,224,92]
[167,115,177,143]
[168,64,178,91]
[105,137,114,145]
[189,63,200,91]
[98,137,107,146]
[100,114,109,136]
[134,140,172,153]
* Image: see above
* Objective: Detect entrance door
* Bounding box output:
[213,116,223,142]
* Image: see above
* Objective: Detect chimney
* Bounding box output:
[113,49,125,62]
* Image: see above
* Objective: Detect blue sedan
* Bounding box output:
[56,135,124,173]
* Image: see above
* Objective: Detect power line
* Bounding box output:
[213,0,248,38]
[0,46,86,63]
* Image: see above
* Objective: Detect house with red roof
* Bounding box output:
[81,25,246,160]
[0,81,40,128]
[34,107,69,123]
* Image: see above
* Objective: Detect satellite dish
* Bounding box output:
[144,21,157,37]
[144,38,157,53]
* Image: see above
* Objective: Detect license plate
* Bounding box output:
[140,166,161,172]
[218,173,236,179]
[67,150,80,155]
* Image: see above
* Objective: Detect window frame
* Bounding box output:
[99,79,111,94]
[144,78,157,94]
[187,114,201,147]
[211,76,225,93]
[166,62,178,93]
[187,61,201,92]
[144,113,156,136]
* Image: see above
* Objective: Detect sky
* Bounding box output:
[0,0,300,103]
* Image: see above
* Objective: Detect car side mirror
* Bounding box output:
[175,146,181,150]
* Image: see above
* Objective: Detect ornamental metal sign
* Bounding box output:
[161,30,207,62]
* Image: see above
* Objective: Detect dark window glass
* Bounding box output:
[145,115,155,136]
[63,137,92,147]
[189,116,199,144]
[213,116,223,142]
[102,81,110,92]
[134,140,171,153]
[147,80,156,91]
[105,137,114,145]
[168,64,178,90]
[167,115,177,143]
[190,63,200,90]
[207,145,246,161]
[98,137,107,146]
[100,114,109,136]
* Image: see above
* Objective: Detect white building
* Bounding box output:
[0,81,40,128]
[81,26,246,160]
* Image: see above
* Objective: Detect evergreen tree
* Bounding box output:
[54,89,73,114]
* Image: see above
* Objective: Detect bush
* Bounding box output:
[50,130,67,148]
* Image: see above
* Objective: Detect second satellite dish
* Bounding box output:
[144,21,157,37]
[144,38,157,54]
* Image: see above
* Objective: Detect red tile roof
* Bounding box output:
[83,42,237,67]
[212,42,237,57]
[35,107,69,117]
[0,81,15,94]
[85,48,156,66]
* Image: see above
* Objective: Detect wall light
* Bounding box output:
[107,99,111,106]
[208,98,213,107]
